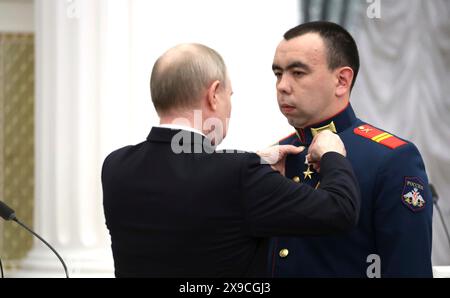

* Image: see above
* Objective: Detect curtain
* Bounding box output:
[350,0,450,265]
[0,33,35,260]
[301,0,361,27]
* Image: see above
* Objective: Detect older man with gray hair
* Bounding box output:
[102,43,361,277]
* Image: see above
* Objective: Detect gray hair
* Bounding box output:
[150,43,227,114]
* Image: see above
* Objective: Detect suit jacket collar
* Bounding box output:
[147,127,216,152]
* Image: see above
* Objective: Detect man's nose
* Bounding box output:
[277,75,292,94]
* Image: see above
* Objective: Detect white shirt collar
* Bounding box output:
[157,124,206,137]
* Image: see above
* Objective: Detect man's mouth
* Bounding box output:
[280,104,296,114]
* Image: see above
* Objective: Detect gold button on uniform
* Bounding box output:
[279,248,289,258]
[292,176,300,183]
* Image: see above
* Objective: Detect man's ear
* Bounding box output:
[335,67,354,97]
[206,80,221,111]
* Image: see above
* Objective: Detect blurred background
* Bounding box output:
[0,0,449,277]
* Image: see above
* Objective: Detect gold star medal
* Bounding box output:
[303,165,314,180]
[303,156,314,180]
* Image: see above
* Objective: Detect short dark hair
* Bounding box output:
[284,21,360,90]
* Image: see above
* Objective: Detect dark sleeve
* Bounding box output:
[242,151,360,237]
[373,144,433,277]
[101,153,115,230]
[102,149,128,230]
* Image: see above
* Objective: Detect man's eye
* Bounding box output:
[274,72,282,78]
[293,71,305,77]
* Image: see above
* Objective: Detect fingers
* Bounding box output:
[256,145,282,165]
[311,162,321,173]
[306,152,319,164]
[280,145,305,155]
[307,130,346,160]
[257,145,305,166]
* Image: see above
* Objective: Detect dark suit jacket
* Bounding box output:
[102,127,360,277]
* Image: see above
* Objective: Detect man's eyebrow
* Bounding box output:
[272,61,311,72]
[286,61,311,72]
[272,64,282,71]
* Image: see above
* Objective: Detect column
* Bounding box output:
[14,0,120,277]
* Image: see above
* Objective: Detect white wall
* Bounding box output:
[0,0,34,32]
[14,0,300,277]
[101,0,300,155]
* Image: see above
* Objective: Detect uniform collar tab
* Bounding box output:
[296,103,357,144]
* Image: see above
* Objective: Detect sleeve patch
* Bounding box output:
[401,177,426,212]
[354,124,407,149]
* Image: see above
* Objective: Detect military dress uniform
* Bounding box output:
[269,103,433,277]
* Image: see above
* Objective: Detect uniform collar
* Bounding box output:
[295,103,357,145]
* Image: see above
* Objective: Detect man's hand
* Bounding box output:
[257,145,305,176]
[306,130,346,172]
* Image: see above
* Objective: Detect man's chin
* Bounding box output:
[287,118,306,129]
[286,118,297,128]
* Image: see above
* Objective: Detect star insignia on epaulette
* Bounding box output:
[358,126,373,133]
[354,124,407,149]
